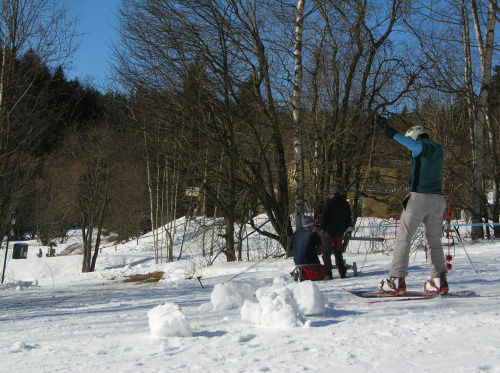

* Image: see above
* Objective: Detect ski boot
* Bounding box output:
[423,272,449,295]
[378,277,406,296]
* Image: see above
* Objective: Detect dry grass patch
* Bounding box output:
[122,271,165,284]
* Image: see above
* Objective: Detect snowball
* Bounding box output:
[211,282,255,310]
[12,341,27,351]
[147,303,192,338]
[287,281,326,316]
[10,341,37,352]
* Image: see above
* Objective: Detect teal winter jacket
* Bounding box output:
[393,134,444,194]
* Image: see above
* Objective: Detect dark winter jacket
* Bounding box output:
[288,229,322,265]
[320,194,352,237]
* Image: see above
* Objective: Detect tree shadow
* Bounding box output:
[193,330,228,338]
[306,308,365,327]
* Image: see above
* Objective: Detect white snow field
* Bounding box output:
[1,217,500,373]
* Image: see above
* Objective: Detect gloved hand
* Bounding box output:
[376,115,397,139]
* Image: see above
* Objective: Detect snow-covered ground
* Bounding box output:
[1,218,500,373]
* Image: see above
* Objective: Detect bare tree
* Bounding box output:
[113,0,295,257]
[59,125,119,272]
[304,0,420,219]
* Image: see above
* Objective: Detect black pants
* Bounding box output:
[323,233,346,278]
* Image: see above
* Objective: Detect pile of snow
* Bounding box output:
[244,279,325,327]
[288,279,326,315]
[243,284,301,327]
[148,302,193,338]
[0,280,38,290]
[147,278,326,337]
[58,243,83,256]
[209,281,255,310]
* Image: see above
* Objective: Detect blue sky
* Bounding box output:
[64,0,121,83]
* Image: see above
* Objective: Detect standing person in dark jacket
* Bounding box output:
[320,186,352,279]
[288,216,322,266]
[377,116,448,296]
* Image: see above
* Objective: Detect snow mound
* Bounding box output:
[58,243,83,256]
[10,341,39,353]
[287,280,326,316]
[210,281,255,310]
[240,279,325,327]
[260,286,301,327]
[147,302,193,338]
[0,280,38,290]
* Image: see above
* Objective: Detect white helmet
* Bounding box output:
[405,125,428,141]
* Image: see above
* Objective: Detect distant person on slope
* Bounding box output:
[377,115,448,296]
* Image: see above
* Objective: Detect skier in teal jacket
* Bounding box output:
[376,116,448,296]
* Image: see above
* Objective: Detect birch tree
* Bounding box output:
[469,0,497,239]
[293,0,306,229]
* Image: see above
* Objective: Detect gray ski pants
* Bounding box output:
[389,192,447,278]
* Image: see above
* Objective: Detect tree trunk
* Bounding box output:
[486,115,500,236]
[143,125,159,261]
[470,0,496,239]
[90,225,103,272]
[81,223,93,273]
[293,0,306,230]
[90,186,111,272]
[225,218,236,262]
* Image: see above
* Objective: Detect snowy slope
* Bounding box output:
[1,221,500,373]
